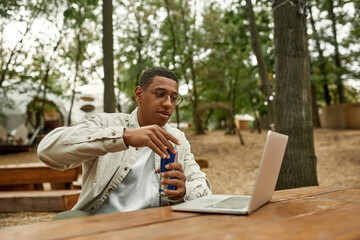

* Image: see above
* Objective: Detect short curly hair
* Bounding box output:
[138,67,178,89]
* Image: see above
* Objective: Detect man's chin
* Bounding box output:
[156,120,168,127]
[146,118,166,127]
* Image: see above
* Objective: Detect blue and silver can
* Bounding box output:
[159,149,177,196]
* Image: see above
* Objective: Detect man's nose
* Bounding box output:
[162,96,173,106]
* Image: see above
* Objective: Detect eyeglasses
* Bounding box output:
[150,88,183,106]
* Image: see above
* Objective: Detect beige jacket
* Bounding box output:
[37,108,212,213]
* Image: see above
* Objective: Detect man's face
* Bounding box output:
[136,76,179,127]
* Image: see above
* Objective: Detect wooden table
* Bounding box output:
[0,186,359,239]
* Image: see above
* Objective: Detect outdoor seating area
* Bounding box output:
[0,163,81,212]
[0,0,359,235]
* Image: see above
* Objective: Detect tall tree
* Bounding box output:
[244,0,275,128]
[103,0,115,113]
[63,1,99,125]
[308,4,331,106]
[33,4,68,132]
[179,0,202,134]
[114,0,157,102]
[328,0,345,104]
[273,0,318,189]
[163,0,181,128]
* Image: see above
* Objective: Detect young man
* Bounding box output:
[37,66,211,215]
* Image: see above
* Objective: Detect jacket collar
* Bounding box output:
[128,108,141,129]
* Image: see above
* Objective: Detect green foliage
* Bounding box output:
[0,0,20,18]
[309,0,359,104]
[0,0,359,129]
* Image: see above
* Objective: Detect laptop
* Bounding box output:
[171,130,288,215]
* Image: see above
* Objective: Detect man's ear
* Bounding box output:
[134,86,143,103]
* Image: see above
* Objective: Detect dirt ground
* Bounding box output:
[0,129,359,228]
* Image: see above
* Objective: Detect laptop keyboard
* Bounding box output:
[206,196,250,210]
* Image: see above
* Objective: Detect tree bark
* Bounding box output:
[273,0,319,189]
[102,0,116,113]
[245,0,275,128]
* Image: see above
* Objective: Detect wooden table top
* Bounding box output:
[0,186,359,240]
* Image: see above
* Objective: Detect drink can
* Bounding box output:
[159,149,177,195]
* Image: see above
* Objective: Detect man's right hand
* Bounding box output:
[122,125,181,159]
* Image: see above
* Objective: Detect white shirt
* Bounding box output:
[93,147,159,214]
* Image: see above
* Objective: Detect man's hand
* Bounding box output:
[157,162,186,199]
[122,125,181,159]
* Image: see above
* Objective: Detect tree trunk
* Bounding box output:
[68,32,82,126]
[116,77,122,112]
[309,5,332,105]
[102,0,115,113]
[38,24,64,132]
[245,0,275,128]
[179,0,203,134]
[311,83,321,128]
[135,16,143,87]
[164,0,180,128]
[273,0,319,189]
[247,90,262,133]
[328,0,345,104]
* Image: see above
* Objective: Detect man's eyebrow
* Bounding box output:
[154,87,167,91]
[154,87,179,95]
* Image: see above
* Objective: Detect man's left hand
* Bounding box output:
[157,162,186,199]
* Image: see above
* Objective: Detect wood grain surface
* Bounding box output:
[0,186,358,240]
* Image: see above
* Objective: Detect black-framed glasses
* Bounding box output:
[150,88,183,106]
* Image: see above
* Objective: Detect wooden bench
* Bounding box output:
[0,190,81,212]
[0,163,82,212]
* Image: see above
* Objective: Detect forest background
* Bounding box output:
[0,0,359,189]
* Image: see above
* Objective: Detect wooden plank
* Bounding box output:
[0,152,39,164]
[230,201,360,240]
[0,184,37,191]
[0,145,32,154]
[0,190,81,212]
[66,188,360,240]
[271,186,346,202]
[0,163,81,187]
[0,206,200,240]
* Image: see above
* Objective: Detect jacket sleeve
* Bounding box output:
[37,114,128,171]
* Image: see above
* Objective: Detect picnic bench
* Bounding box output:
[0,163,81,212]
[0,186,359,239]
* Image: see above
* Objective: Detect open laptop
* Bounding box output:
[171,130,288,215]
